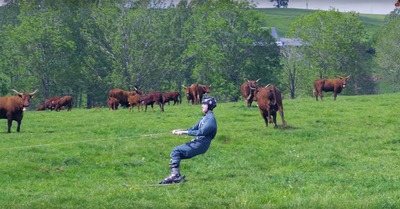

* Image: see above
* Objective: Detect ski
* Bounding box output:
[122,176,186,189]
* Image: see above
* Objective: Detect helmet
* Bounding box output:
[202,97,217,110]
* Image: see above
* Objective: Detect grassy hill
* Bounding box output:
[1,93,399,208]
[256,8,386,38]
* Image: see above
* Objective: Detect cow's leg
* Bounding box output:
[314,89,318,101]
[333,90,337,100]
[271,111,278,128]
[7,118,12,133]
[278,106,287,127]
[260,109,269,127]
[319,90,323,101]
[16,120,21,132]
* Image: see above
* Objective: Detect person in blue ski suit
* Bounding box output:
[159,97,217,184]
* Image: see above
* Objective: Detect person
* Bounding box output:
[159,97,218,184]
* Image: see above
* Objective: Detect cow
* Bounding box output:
[182,85,195,104]
[241,79,260,107]
[108,87,141,108]
[107,97,119,110]
[0,89,38,133]
[44,96,60,110]
[53,96,73,111]
[141,91,164,112]
[313,76,350,101]
[256,84,287,128]
[128,94,142,112]
[36,104,47,111]
[163,91,181,105]
[194,84,211,104]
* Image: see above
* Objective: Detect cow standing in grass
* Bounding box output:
[313,76,350,101]
[256,84,286,128]
[128,94,142,112]
[141,91,164,112]
[107,97,119,110]
[163,91,181,105]
[182,85,194,105]
[53,96,73,111]
[108,87,141,108]
[0,89,38,133]
[241,79,260,107]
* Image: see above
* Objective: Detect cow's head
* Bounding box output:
[12,89,38,107]
[247,79,260,90]
[182,85,192,98]
[340,75,350,88]
[132,86,142,95]
[202,84,211,94]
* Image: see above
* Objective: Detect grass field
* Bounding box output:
[1,93,399,208]
[257,8,386,38]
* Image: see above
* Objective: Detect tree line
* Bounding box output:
[0,0,399,108]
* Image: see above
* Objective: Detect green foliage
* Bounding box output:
[1,93,400,208]
[374,8,400,93]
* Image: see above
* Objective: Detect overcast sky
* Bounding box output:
[0,0,398,14]
[255,0,397,14]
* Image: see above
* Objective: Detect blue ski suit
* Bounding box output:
[170,111,217,166]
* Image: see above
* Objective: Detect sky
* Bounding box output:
[255,0,398,15]
[0,0,398,14]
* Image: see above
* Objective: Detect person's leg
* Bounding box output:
[160,141,210,184]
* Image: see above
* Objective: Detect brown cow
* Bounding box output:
[44,96,60,110]
[182,85,194,104]
[241,79,260,107]
[313,76,350,101]
[53,96,73,111]
[128,94,142,112]
[141,91,164,112]
[195,84,211,104]
[256,84,286,128]
[36,104,47,111]
[0,89,38,133]
[107,97,119,110]
[163,91,181,105]
[108,88,141,107]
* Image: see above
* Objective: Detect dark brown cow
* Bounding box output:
[128,94,142,112]
[313,76,350,101]
[182,85,195,104]
[241,79,260,107]
[141,91,164,112]
[256,84,286,128]
[107,97,119,110]
[108,88,141,107]
[53,96,73,111]
[0,89,38,133]
[163,91,181,105]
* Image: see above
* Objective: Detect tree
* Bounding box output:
[183,0,281,101]
[374,8,400,93]
[289,9,374,95]
[270,0,288,8]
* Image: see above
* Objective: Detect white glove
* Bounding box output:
[171,129,187,135]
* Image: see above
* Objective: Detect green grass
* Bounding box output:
[257,8,386,38]
[1,93,400,208]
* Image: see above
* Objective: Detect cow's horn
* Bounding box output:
[347,75,351,78]
[11,89,23,96]
[256,78,260,82]
[30,89,39,95]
